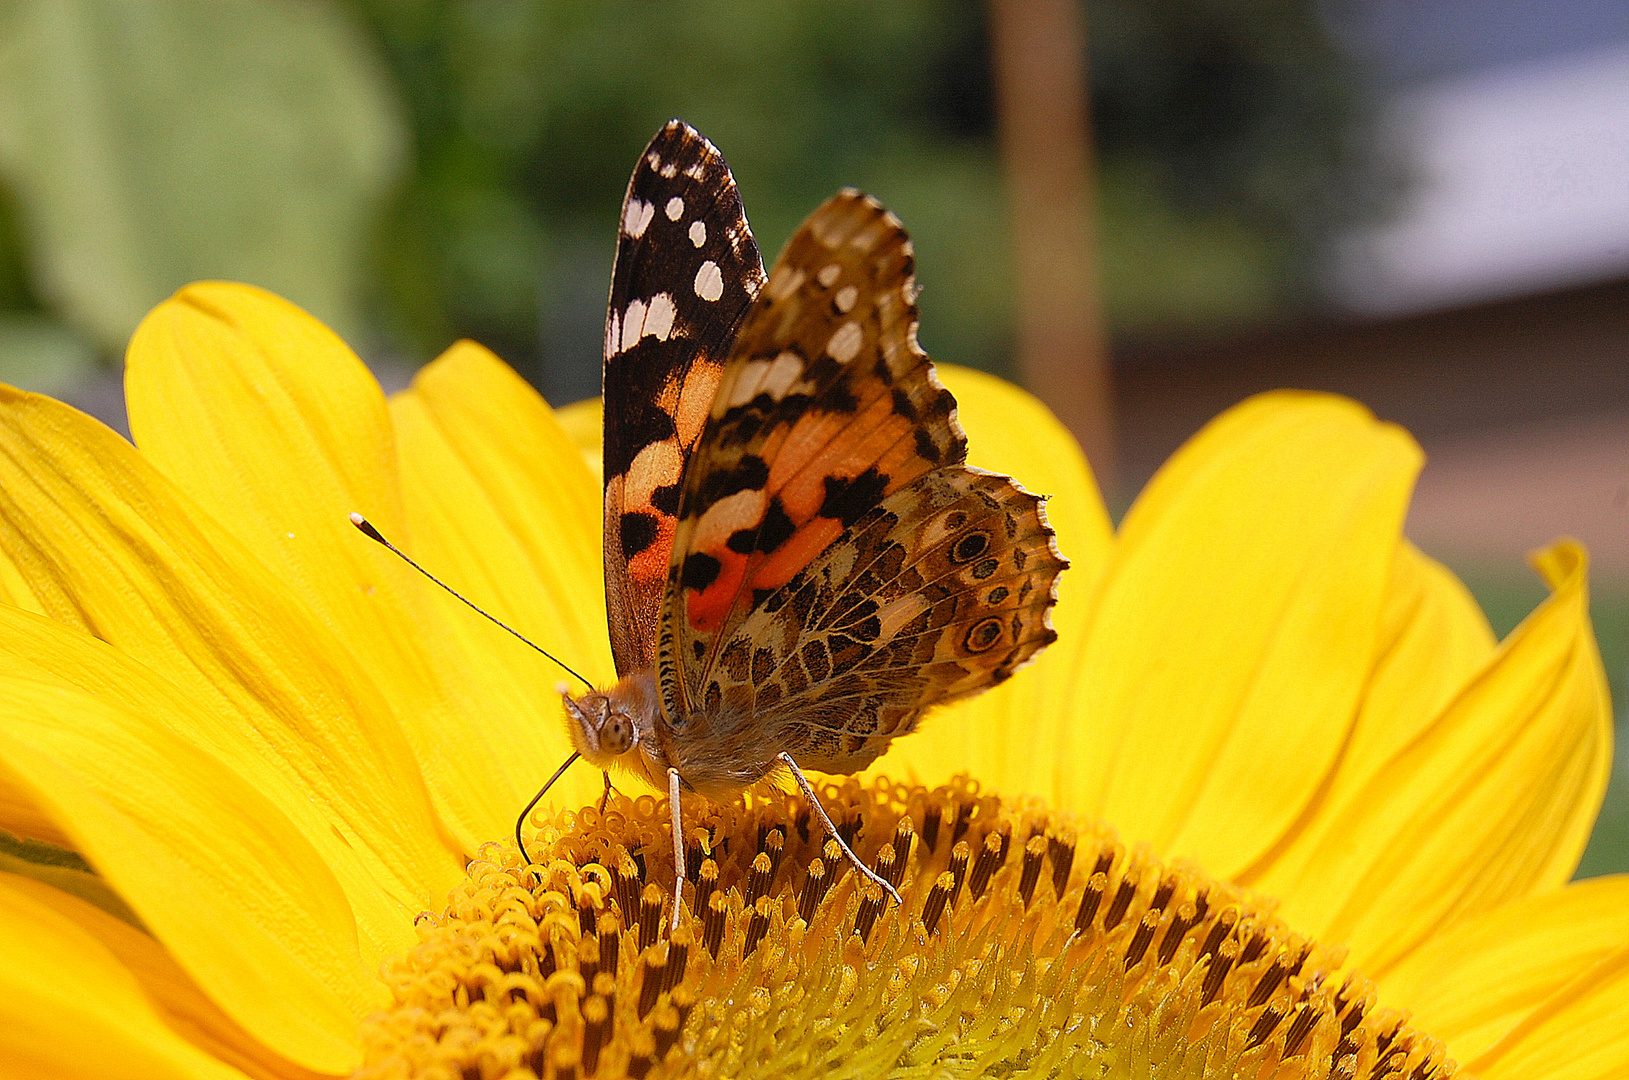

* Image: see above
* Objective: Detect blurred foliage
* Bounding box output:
[0,0,1379,400]
[348,0,1378,399]
[0,0,402,362]
[1091,0,1389,332]
[348,0,1017,399]
[0,177,90,395]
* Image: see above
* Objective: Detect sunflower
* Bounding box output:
[0,281,1620,1080]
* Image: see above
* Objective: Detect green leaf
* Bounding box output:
[0,0,405,352]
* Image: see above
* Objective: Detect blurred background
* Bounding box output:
[0,0,1623,872]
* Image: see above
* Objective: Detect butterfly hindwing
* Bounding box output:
[652,192,1066,786]
[602,121,766,675]
[679,468,1065,785]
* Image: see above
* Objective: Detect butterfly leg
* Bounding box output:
[667,767,686,934]
[777,752,903,907]
[598,770,614,817]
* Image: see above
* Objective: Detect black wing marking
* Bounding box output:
[602,120,766,675]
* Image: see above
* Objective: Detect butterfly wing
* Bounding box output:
[710,465,1065,778]
[655,192,1067,789]
[602,121,766,675]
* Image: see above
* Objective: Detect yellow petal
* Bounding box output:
[0,768,70,848]
[1340,542,1499,775]
[123,282,497,850]
[0,872,250,1080]
[1473,939,1629,1080]
[0,678,371,1072]
[1260,541,1611,977]
[0,513,51,619]
[1,872,325,1080]
[391,341,614,812]
[1065,392,1421,876]
[553,396,603,481]
[862,365,1115,802]
[0,841,140,927]
[0,387,461,957]
[937,365,1114,585]
[1381,875,1629,1065]
[1241,541,1495,887]
[124,282,401,614]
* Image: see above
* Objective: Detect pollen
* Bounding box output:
[354,776,1460,1079]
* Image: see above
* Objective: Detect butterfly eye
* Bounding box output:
[602,713,635,754]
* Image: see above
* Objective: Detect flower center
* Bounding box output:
[356,776,1457,1079]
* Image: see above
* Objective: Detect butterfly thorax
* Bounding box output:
[564,668,788,800]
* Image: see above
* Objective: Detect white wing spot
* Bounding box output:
[694,260,725,302]
[728,361,769,408]
[665,196,685,221]
[826,321,864,364]
[606,310,621,356]
[849,221,886,251]
[620,294,678,348]
[644,293,677,341]
[688,220,707,247]
[623,199,655,238]
[766,265,807,302]
[834,285,859,313]
[763,350,804,398]
[817,263,841,287]
[627,440,683,502]
[693,489,768,556]
[683,163,706,180]
[660,162,677,178]
[729,351,807,406]
[620,299,645,352]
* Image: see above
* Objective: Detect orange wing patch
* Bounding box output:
[659,463,1067,793]
[661,192,968,708]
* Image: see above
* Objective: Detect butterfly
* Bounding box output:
[531,120,1067,926]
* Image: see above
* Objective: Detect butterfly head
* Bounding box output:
[561,671,662,778]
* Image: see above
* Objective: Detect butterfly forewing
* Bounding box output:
[653,191,1067,789]
[602,120,766,676]
[666,193,960,653]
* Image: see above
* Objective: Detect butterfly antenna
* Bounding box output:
[348,512,595,690]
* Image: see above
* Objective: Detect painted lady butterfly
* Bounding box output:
[349,120,1067,920]
[358,116,1075,931]
[536,120,1068,925]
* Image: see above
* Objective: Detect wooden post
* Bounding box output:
[988,0,1114,486]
